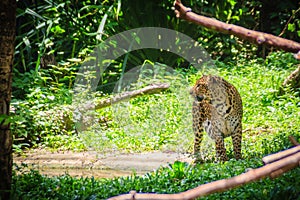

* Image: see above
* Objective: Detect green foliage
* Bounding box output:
[12,159,300,199]
[11,0,264,83]
[263,0,300,40]
[11,62,85,152]
[12,61,78,99]
[15,0,121,72]
[79,62,192,153]
[81,92,192,153]
[286,7,300,39]
[12,164,103,199]
[11,92,81,152]
[14,0,299,95]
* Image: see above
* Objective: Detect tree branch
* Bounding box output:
[279,64,300,95]
[173,0,300,58]
[108,148,300,200]
[94,83,170,110]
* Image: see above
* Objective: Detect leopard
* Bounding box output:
[190,75,243,162]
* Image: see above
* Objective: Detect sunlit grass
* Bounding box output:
[80,52,300,161]
[12,52,300,199]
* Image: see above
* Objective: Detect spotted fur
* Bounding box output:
[190,75,243,162]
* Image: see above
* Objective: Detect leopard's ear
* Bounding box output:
[209,75,218,84]
[200,74,209,82]
[200,74,206,80]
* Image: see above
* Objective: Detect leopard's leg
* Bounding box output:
[192,107,204,162]
[215,136,228,162]
[194,126,203,153]
[193,121,204,162]
[231,125,242,160]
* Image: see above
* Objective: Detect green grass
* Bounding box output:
[12,52,300,199]
[79,52,300,160]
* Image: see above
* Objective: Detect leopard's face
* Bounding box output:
[190,75,212,103]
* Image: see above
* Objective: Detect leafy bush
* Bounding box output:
[15,0,299,98]
[12,159,300,199]
[11,91,82,152]
[11,62,85,152]
[15,0,121,73]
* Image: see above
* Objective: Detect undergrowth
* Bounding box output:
[11,52,300,199]
[12,159,300,199]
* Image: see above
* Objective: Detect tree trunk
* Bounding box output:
[0,0,16,199]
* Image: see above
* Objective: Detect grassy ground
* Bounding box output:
[80,52,300,161]
[12,52,300,199]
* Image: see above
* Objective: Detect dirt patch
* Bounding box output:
[14,150,192,178]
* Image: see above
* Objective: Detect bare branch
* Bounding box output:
[94,83,170,110]
[289,135,300,146]
[262,145,300,164]
[108,144,300,200]
[173,0,300,56]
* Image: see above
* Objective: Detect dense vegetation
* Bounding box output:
[11,159,300,199]
[12,54,300,199]
[11,0,300,199]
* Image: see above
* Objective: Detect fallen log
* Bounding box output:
[173,0,300,59]
[75,83,170,131]
[269,162,299,179]
[93,83,170,110]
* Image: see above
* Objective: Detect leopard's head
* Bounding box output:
[190,75,212,103]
